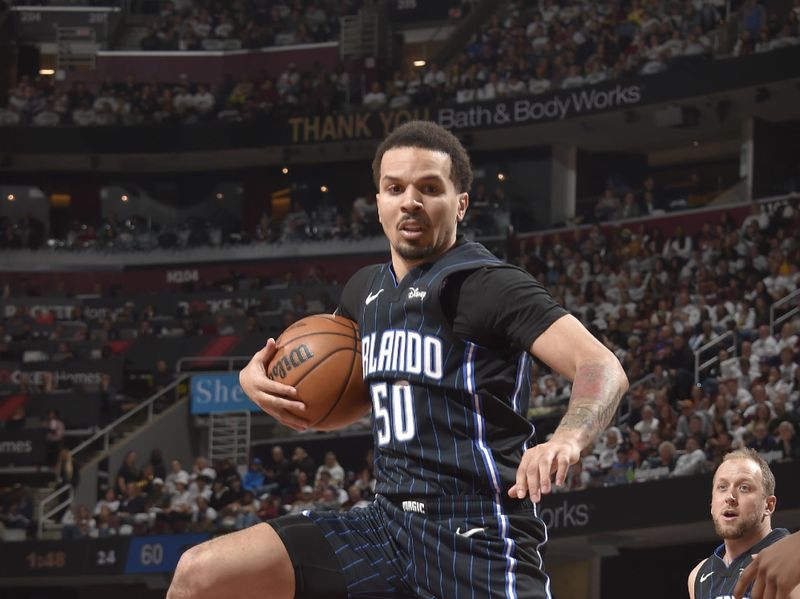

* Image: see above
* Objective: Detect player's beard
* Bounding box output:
[395,241,435,262]
[712,509,762,540]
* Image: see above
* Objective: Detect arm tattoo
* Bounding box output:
[555,361,627,446]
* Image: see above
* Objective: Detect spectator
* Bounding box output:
[672,436,708,476]
[54,448,79,489]
[61,503,96,539]
[776,421,800,460]
[115,450,140,496]
[43,409,65,466]
[634,404,659,442]
[362,82,387,111]
[118,482,148,532]
[243,457,269,496]
[315,451,345,488]
[747,422,781,455]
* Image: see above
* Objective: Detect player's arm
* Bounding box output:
[733,531,800,599]
[510,314,628,501]
[687,559,706,599]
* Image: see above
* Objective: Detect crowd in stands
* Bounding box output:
[55,446,374,538]
[2,195,799,538]
[516,196,800,491]
[0,194,381,251]
[2,1,799,126]
[137,0,363,51]
[589,173,700,223]
[362,0,799,111]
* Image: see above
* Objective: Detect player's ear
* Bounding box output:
[764,494,776,517]
[375,192,382,223]
[456,193,468,223]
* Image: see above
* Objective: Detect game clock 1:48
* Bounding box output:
[25,550,67,570]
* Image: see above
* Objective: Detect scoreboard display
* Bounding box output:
[0,534,210,579]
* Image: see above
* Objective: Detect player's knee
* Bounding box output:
[168,543,214,599]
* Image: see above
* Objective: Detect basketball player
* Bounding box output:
[167,121,628,599]
[688,448,790,599]
[734,530,800,599]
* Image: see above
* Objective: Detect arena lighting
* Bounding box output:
[320,185,329,193]
[413,60,426,67]
[216,192,224,200]
[692,140,700,147]
[39,69,55,76]
[7,194,15,201]
[497,173,506,182]
[120,195,129,202]
[281,167,289,174]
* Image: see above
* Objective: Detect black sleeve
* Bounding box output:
[443,266,568,351]
[336,265,381,321]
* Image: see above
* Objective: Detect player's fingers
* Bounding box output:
[538,452,556,499]
[749,568,766,599]
[257,379,298,399]
[278,410,310,431]
[528,451,551,503]
[274,396,306,412]
[554,452,571,487]
[733,559,757,599]
[762,576,777,599]
[511,453,530,498]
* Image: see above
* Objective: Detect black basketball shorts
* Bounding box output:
[269,493,552,599]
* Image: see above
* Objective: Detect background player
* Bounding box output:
[688,448,789,599]
[167,120,628,598]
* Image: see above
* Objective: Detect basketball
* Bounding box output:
[267,314,369,430]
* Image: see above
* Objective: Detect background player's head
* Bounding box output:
[710,448,776,542]
[371,121,471,267]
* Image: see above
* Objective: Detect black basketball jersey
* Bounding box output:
[339,240,540,499]
[694,528,790,599]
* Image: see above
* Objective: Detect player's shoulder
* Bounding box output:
[456,262,543,291]
[346,264,383,290]
[687,557,709,599]
[338,264,383,320]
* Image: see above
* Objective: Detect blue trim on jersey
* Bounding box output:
[536,505,553,599]
[466,341,518,599]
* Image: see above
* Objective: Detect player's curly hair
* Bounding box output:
[372,120,473,194]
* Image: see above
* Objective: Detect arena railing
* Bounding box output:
[770,287,800,337]
[69,374,189,459]
[694,330,737,385]
[37,483,73,539]
[176,356,250,373]
[33,374,190,538]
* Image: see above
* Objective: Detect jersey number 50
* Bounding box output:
[371,382,416,445]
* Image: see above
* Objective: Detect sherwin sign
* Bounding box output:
[190,373,260,414]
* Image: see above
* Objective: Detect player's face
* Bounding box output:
[376,147,468,276]
[710,459,774,540]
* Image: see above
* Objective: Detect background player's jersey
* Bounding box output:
[340,240,537,499]
[694,528,789,599]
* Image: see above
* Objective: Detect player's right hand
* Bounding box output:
[239,338,309,431]
[733,531,800,599]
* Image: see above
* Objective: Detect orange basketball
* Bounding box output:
[267,314,369,431]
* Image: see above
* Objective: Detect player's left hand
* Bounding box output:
[509,434,582,503]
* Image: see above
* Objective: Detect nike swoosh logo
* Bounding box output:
[365,289,384,305]
[699,572,713,583]
[456,527,486,538]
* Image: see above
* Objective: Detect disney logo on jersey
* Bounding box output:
[407,287,427,301]
[269,344,314,380]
